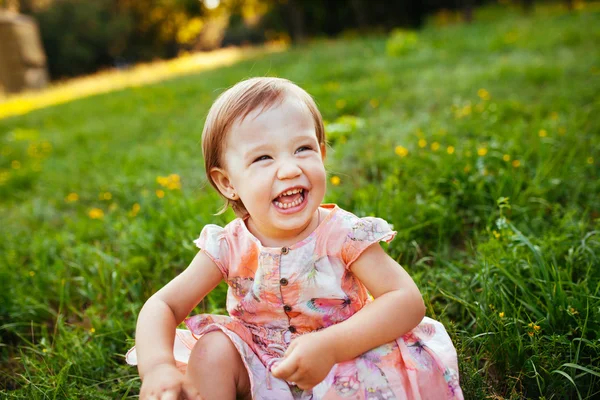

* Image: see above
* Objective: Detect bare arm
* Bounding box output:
[322,242,425,363]
[135,250,223,379]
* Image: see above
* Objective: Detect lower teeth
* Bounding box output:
[275,195,304,209]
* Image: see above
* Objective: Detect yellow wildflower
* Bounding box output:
[11,160,21,169]
[156,189,165,198]
[431,142,440,151]
[477,148,488,156]
[568,306,579,315]
[447,146,455,154]
[418,139,427,148]
[330,176,341,186]
[29,271,35,277]
[533,325,541,331]
[0,170,9,185]
[88,208,104,219]
[550,112,559,120]
[65,193,79,202]
[538,129,547,137]
[464,165,471,173]
[395,146,409,157]
[131,203,141,217]
[157,176,169,187]
[512,160,521,168]
[157,174,181,190]
[499,312,505,318]
[493,230,501,239]
[99,192,112,200]
[587,157,594,165]
[528,331,534,337]
[477,88,491,101]
[90,327,96,333]
[503,154,511,162]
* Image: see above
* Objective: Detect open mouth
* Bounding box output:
[272,188,307,210]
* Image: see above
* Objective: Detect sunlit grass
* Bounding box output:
[0,44,286,120]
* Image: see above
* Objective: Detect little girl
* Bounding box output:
[126,77,463,400]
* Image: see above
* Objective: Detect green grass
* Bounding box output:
[1,3,599,399]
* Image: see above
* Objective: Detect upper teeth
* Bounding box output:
[282,188,302,196]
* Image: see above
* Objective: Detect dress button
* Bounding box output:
[288,326,297,333]
[281,246,289,255]
[280,278,289,286]
[283,304,292,312]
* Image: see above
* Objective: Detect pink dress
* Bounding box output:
[126,204,463,399]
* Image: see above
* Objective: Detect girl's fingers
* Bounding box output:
[283,340,298,357]
[271,356,297,379]
[181,383,202,400]
[160,389,179,400]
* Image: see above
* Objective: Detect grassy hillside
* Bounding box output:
[1,3,599,399]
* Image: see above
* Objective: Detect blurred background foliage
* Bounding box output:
[0,0,556,79]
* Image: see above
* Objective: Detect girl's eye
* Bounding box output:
[253,155,271,163]
[296,146,312,153]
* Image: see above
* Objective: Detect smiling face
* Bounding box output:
[210,95,327,245]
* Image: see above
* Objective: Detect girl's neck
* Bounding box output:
[245,208,321,248]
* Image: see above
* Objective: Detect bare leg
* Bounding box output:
[185,330,251,400]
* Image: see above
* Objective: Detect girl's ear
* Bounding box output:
[320,142,327,161]
[210,167,236,198]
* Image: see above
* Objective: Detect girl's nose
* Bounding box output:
[276,159,302,180]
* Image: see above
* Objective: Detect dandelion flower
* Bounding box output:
[11,160,21,169]
[587,157,594,165]
[88,208,104,219]
[156,189,165,198]
[29,271,35,277]
[477,88,490,101]
[431,142,440,151]
[447,146,455,154]
[499,312,505,318]
[395,146,409,157]
[477,148,488,156]
[538,129,547,137]
[330,176,341,186]
[503,154,511,162]
[418,139,427,148]
[65,193,79,202]
[512,160,521,168]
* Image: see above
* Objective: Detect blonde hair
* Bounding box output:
[202,77,326,218]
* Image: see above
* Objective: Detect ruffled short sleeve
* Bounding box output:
[341,216,397,269]
[192,224,230,279]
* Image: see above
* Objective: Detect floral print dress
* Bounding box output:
[126,204,463,399]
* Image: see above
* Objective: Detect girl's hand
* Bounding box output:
[270,331,337,390]
[140,363,202,400]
